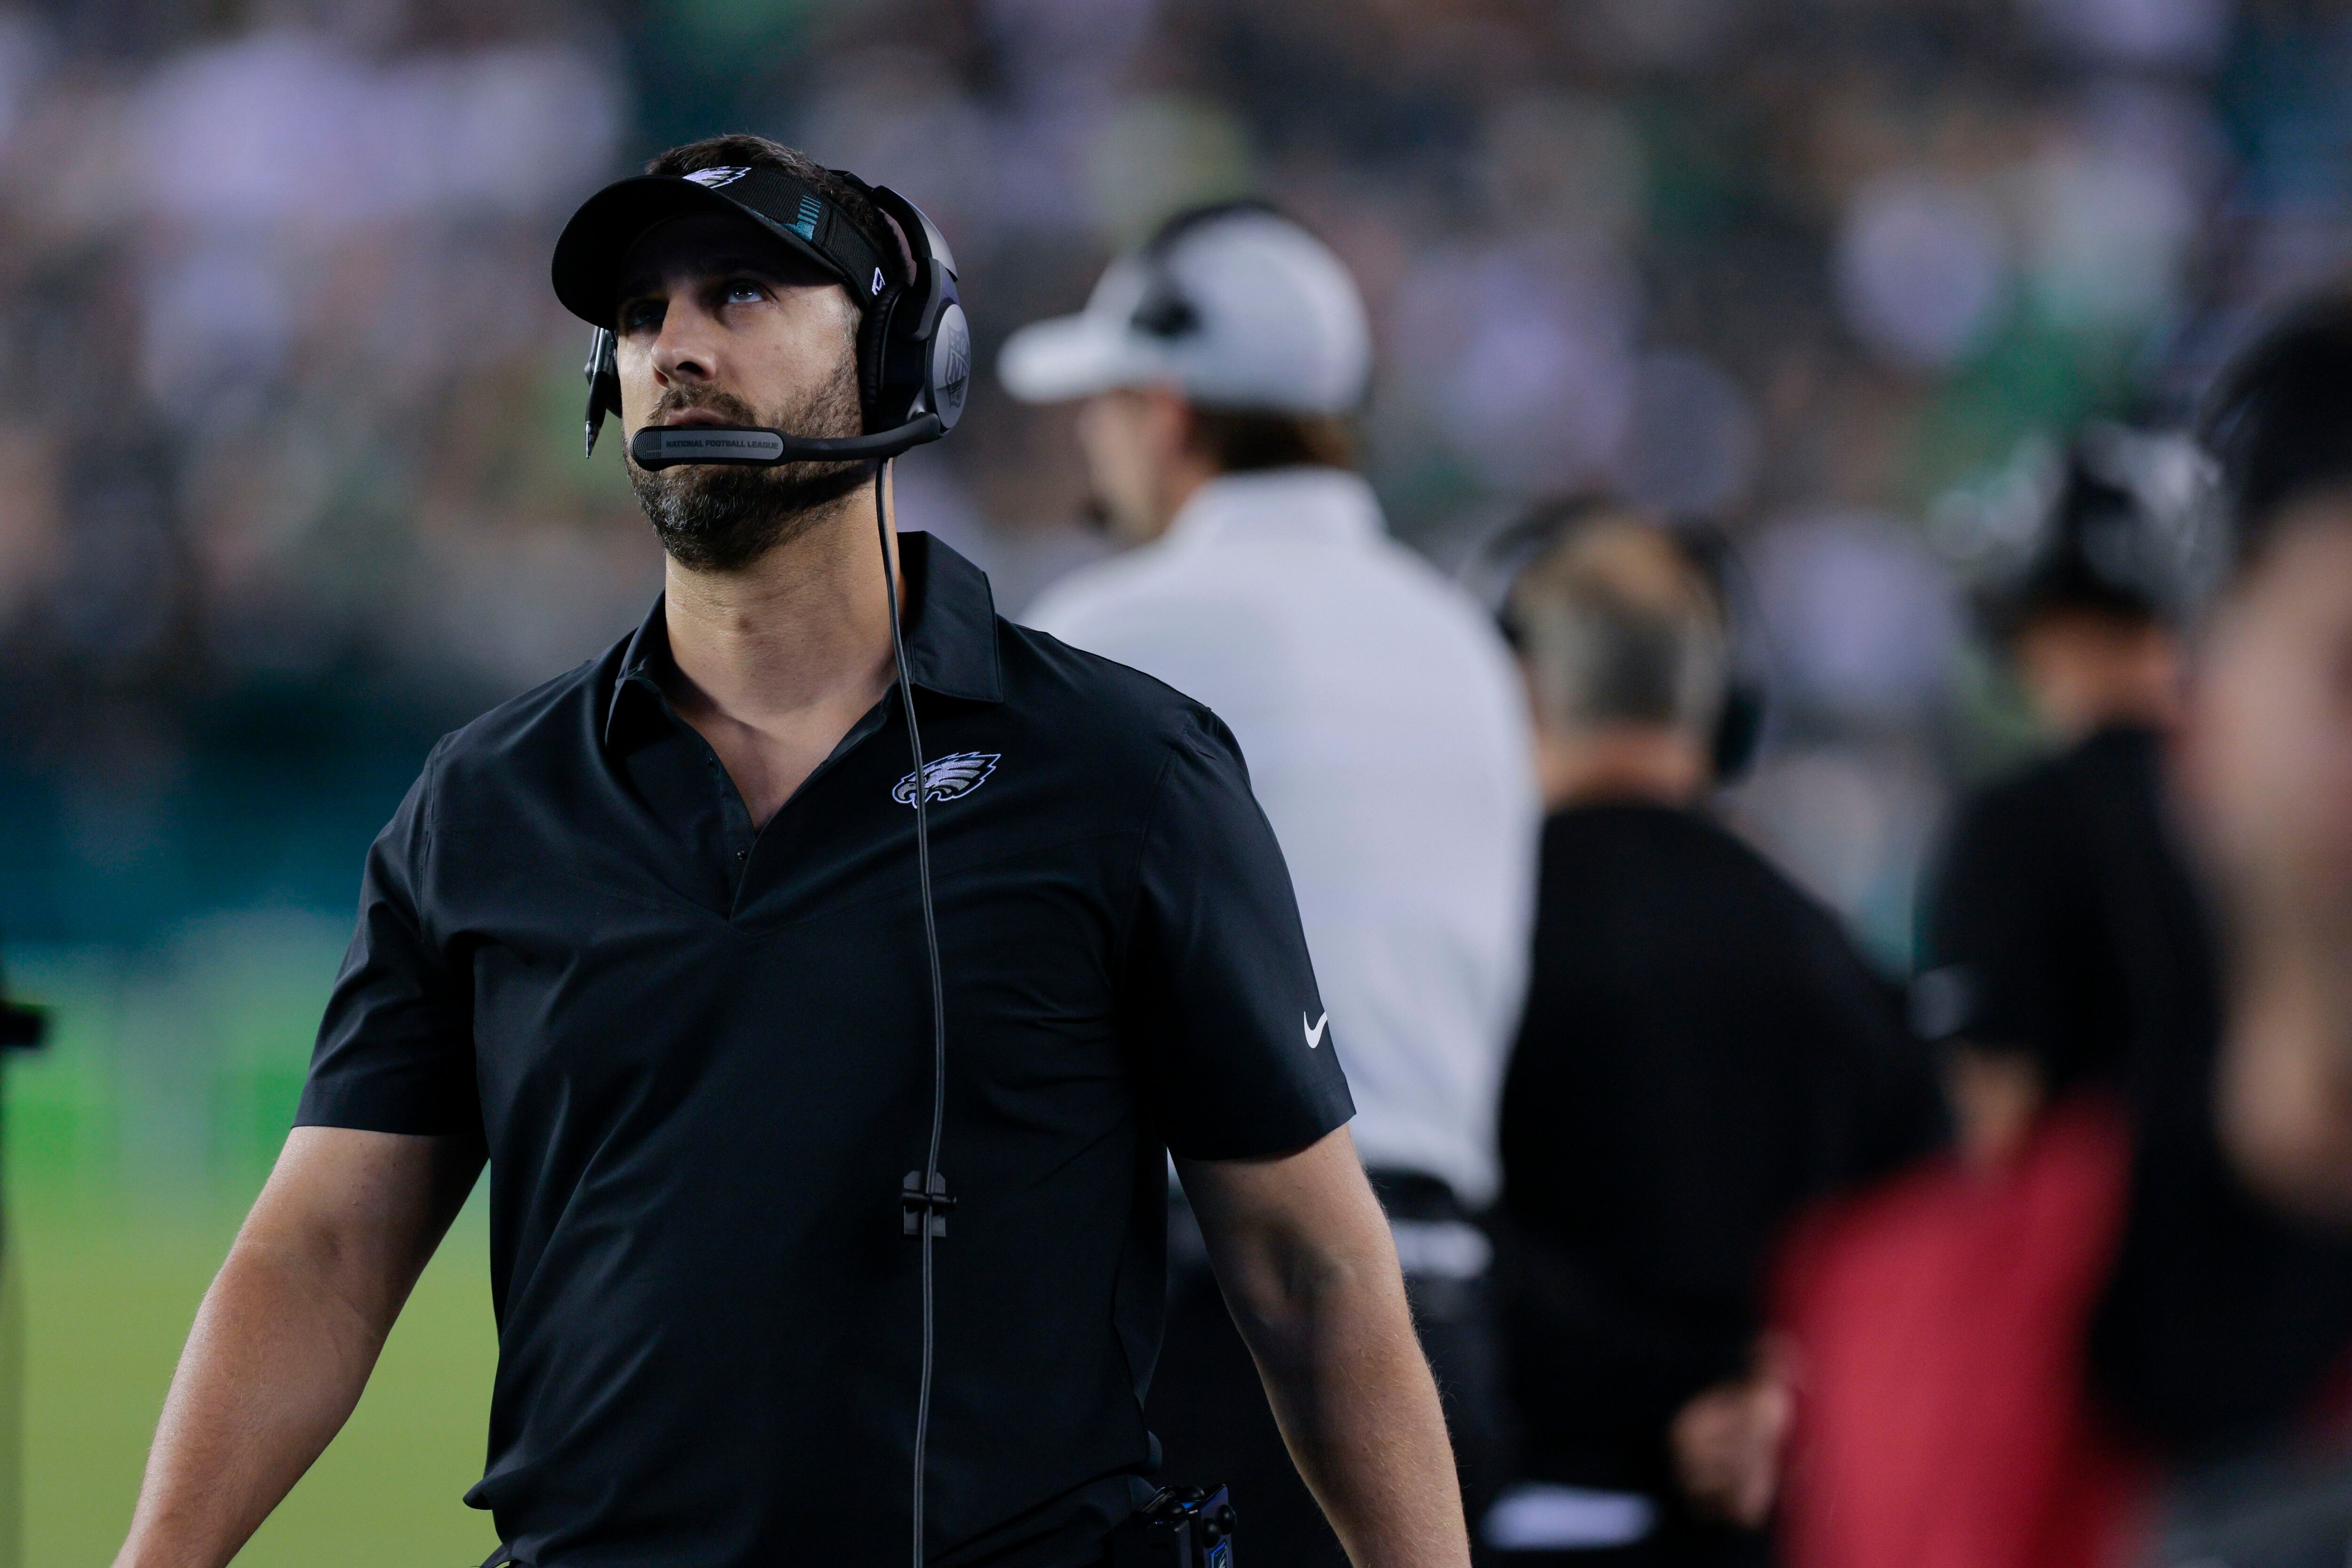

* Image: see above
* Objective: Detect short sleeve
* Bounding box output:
[1918,772,2109,1084]
[295,741,478,1136]
[1121,710,1355,1160]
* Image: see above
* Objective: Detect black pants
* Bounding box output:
[1145,1175,1507,1566]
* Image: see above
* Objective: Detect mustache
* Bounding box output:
[649,386,764,426]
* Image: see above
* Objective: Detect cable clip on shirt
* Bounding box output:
[901,1170,955,1238]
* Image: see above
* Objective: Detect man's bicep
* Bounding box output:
[246,1127,484,1303]
[1176,1127,1395,1313]
[1176,1126,1364,1230]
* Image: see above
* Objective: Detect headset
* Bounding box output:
[1940,422,2223,642]
[1674,522,1767,781]
[583,178,971,471]
[1473,496,1769,782]
[578,171,965,1568]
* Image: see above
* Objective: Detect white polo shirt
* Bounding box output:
[1024,467,1537,1207]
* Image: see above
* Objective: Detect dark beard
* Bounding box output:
[627,363,869,573]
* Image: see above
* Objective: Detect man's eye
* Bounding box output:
[724,281,766,305]
[620,301,662,333]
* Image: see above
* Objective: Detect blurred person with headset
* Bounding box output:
[1916,425,2217,1171]
[1914,425,2352,1468]
[1769,418,2352,1568]
[1483,501,1942,1567]
[1000,202,1539,1565]
[109,136,1474,1568]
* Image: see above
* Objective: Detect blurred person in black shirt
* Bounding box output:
[1920,423,2352,1470]
[1918,426,2209,1170]
[1488,503,1942,1566]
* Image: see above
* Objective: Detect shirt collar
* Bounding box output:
[605,532,1003,746]
[1161,466,1385,553]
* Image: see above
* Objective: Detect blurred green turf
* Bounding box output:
[5,927,502,1567]
[19,1202,500,1568]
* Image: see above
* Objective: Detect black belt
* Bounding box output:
[1365,1167,1470,1223]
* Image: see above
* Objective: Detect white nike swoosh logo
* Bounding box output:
[1304,1012,1328,1049]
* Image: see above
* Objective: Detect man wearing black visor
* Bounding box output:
[110,135,1470,1568]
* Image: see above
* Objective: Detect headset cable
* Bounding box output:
[875,459,951,1568]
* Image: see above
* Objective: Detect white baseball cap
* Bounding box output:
[997,203,1371,416]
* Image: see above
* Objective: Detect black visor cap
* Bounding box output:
[550,166,893,328]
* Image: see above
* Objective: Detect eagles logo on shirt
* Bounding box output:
[893,751,1001,806]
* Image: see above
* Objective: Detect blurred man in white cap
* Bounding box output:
[1003,201,1539,1565]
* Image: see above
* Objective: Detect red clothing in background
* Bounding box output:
[1773,1100,2153,1568]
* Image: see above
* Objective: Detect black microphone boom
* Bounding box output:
[629,416,946,471]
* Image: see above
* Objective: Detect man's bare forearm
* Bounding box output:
[1183,1131,1472,1568]
[113,1232,392,1568]
[1230,1245,1469,1567]
[114,1128,478,1568]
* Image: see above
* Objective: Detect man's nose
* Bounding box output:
[650,305,716,385]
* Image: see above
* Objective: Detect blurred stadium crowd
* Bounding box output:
[12,0,2352,1564]
[0,0,2342,954]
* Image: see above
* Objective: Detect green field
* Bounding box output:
[7,920,501,1568]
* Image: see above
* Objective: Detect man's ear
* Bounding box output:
[1156,387,1208,463]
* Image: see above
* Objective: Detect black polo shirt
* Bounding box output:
[295,534,1353,1568]
[1499,804,1942,1500]
[1915,727,2175,1094]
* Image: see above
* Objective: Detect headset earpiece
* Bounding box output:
[1711,684,1765,783]
[866,184,969,438]
[1664,519,1768,784]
